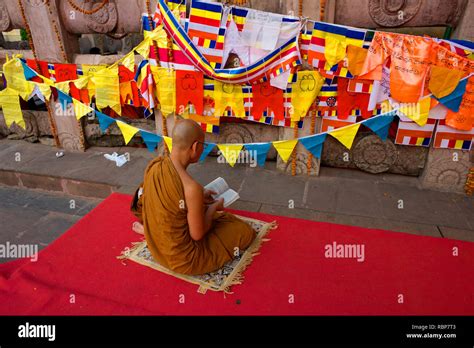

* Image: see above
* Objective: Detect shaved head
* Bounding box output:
[172,119,205,150]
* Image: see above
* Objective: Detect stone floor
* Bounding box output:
[0,138,473,262]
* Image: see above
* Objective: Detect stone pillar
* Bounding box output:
[453,0,474,41]
[419,148,472,194]
[19,0,79,63]
[17,0,84,151]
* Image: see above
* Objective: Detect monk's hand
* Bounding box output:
[215,197,225,211]
[203,189,217,204]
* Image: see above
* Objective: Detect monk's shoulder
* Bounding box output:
[182,176,202,197]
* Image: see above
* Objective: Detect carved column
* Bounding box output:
[420,148,472,194]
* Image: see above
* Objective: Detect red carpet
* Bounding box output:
[0,192,472,315]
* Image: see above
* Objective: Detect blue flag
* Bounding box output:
[56,89,72,112]
[96,112,116,133]
[244,143,272,167]
[140,130,163,152]
[299,133,327,159]
[363,113,395,141]
[435,78,468,112]
[22,62,38,81]
[199,142,216,162]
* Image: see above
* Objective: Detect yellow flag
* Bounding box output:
[73,76,91,90]
[3,58,28,92]
[83,65,106,102]
[290,71,324,121]
[18,81,35,101]
[329,123,361,149]
[34,82,52,101]
[272,139,298,163]
[324,33,347,70]
[91,66,121,115]
[135,38,151,59]
[163,135,173,152]
[55,81,71,95]
[0,88,25,129]
[72,99,94,120]
[399,97,431,126]
[217,144,243,167]
[116,121,139,145]
[121,52,135,72]
[151,66,176,115]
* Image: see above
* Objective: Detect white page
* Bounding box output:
[204,177,229,196]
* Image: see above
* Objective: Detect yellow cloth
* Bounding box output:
[329,123,361,149]
[163,135,173,152]
[217,144,243,167]
[82,65,106,101]
[72,98,94,120]
[91,66,121,115]
[213,81,245,118]
[116,120,139,144]
[399,97,431,127]
[272,139,298,162]
[0,88,25,129]
[139,155,256,275]
[289,71,324,121]
[151,66,176,116]
[3,58,28,92]
[324,32,347,70]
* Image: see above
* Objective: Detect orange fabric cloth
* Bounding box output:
[175,70,204,115]
[346,45,368,77]
[359,32,433,103]
[445,76,474,131]
[119,81,141,107]
[251,81,284,120]
[136,156,256,275]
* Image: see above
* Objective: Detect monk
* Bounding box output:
[130,119,256,275]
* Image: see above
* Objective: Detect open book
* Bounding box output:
[204,177,240,207]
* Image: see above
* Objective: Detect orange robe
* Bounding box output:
[131,155,256,275]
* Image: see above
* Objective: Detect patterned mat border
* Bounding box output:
[118,215,277,294]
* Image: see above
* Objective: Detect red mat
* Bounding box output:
[0,192,472,315]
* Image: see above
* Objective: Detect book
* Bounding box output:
[204,177,240,207]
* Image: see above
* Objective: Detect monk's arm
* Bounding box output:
[186,184,223,241]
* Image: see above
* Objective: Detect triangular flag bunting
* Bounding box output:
[21,61,37,80]
[398,97,431,127]
[435,78,468,113]
[72,99,94,120]
[329,123,361,149]
[299,134,327,159]
[362,113,395,141]
[57,89,72,109]
[140,130,162,152]
[244,143,272,167]
[272,139,298,163]
[0,88,25,129]
[199,142,216,162]
[121,52,135,73]
[116,121,139,145]
[96,112,116,133]
[217,144,243,167]
[34,82,52,101]
[163,136,173,152]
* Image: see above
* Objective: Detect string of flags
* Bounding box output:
[1,0,473,156]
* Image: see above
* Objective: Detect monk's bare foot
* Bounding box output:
[132,221,144,235]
